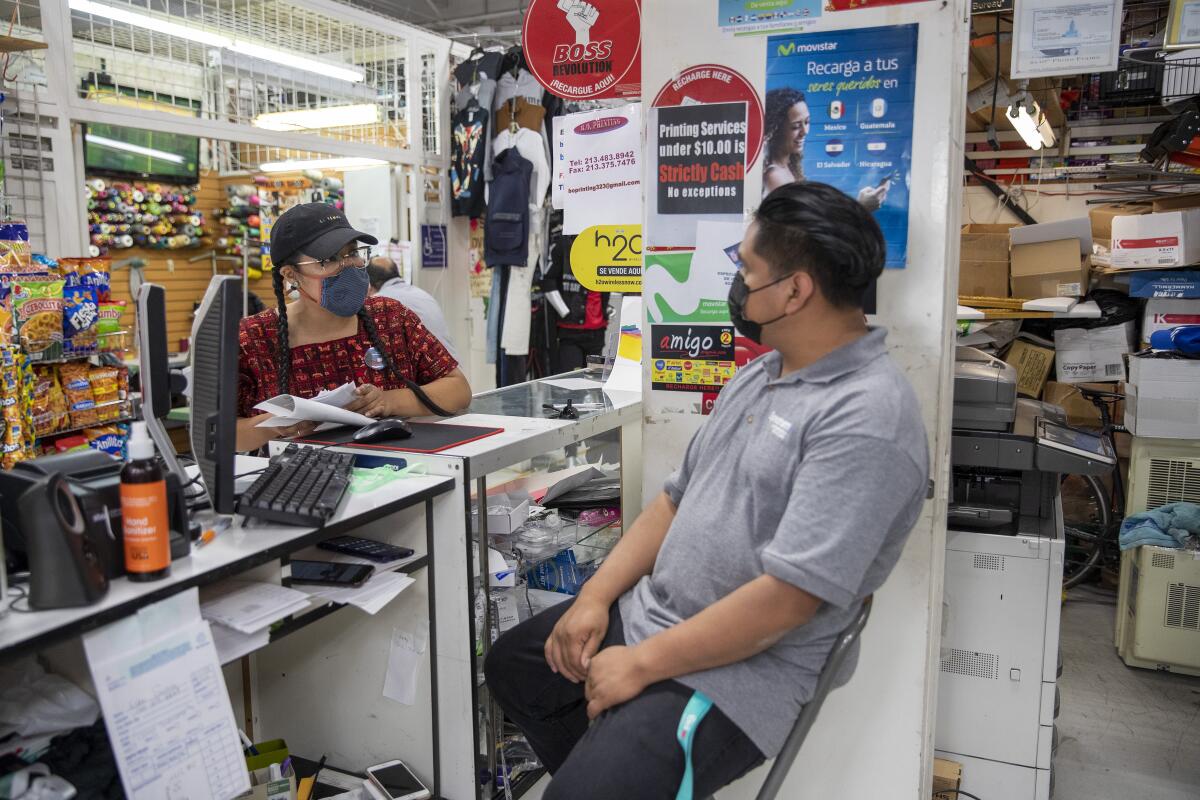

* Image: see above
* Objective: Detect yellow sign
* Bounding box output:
[570,225,643,293]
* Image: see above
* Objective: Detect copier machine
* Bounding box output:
[935,347,1115,800]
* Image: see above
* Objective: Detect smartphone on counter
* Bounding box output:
[366,761,430,800]
[288,559,374,588]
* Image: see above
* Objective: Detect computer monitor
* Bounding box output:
[189,276,241,515]
[137,283,188,487]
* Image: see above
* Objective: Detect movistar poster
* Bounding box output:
[765,24,918,268]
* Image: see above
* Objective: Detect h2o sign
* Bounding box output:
[523,0,641,100]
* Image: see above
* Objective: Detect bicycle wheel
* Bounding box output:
[1062,473,1112,590]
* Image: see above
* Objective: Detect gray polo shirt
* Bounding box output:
[619,327,928,757]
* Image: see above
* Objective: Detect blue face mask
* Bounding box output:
[314,265,369,317]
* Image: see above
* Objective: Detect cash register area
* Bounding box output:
[1,277,641,800]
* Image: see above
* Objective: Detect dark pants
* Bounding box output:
[484,599,765,800]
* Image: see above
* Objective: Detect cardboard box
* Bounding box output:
[961,223,1019,261]
[959,223,1016,298]
[959,259,1010,297]
[1010,238,1090,298]
[1044,381,1127,428]
[1054,322,1136,383]
[1112,209,1200,269]
[1151,192,1200,212]
[1142,297,1200,346]
[1125,356,1200,439]
[1090,204,1149,241]
[1005,339,1056,398]
[472,492,531,534]
[933,758,962,797]
[1126,270,1200,299]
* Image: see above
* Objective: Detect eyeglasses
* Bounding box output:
[292,246,372,275]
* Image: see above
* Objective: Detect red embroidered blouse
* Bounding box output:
[237,296,458,418]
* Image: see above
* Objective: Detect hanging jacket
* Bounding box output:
[485,147,533,267]
[450,105,489,218]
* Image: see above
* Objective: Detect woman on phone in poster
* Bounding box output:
[762,87,891,211]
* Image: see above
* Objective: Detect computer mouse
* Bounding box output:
[353,417,413,444]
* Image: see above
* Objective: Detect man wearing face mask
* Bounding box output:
[235,204,472,452]
[484,182,929,799]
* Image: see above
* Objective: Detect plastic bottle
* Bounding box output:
[121,421,171,582]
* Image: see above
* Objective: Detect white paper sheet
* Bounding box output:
[83,589,250,800]
[541,378,604,391]
[211,623,270,665]
[297,571,415,615]
[559,105,643,235]
[255,382,372,429]
[200,581,312,635]
[382,622,428,706]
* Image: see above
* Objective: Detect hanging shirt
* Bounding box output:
[492,127,550,210]
[450,105,489,218]
[236,296,457,418]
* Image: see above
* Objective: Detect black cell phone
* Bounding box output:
[289,559,374,587]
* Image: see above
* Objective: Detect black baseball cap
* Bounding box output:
[269,203,378,267]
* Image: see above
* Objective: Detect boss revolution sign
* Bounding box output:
[523,0,642,100]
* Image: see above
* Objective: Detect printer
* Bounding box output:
[949,346,1116,536]
[937,346,1117,800]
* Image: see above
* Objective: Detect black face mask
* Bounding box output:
[727,271,791,344]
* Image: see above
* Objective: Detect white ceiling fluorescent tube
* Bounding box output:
[253,104,381,132]
[68,0,364,83]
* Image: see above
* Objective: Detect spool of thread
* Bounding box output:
[247,214,261,228]
[87,178,106,192]
[132,190,145,203]
[118,235,134,248]
[254,174,268,185]
[189,215,202,227]
[134,234,148,247]
[303,169,323,181]
[246,227,260,239]
[248,195,261,207]
[248,267,263,281]
[321,177,343,191]
[88,244,102,257]
[181,224,196,237]
[247,254,263,269]
[216,237,229,248]
[335,199,344,210]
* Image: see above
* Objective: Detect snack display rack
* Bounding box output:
[1,223,135,469]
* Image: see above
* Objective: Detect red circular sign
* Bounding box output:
[523,0,641,101]
[652,64,765,166]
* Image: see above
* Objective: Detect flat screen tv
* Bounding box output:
[83,123,200,183]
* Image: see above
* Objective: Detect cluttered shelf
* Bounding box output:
[0,467,455,660]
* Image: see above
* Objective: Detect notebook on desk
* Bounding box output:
[294,421,504,453]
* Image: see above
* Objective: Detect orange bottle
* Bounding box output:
[120,422,171,582]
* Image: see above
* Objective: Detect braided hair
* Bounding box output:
[273,257,452,416]
[271,266,292,396]
[764,87,807,183]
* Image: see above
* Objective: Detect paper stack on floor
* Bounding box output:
[297,571,415,615]
[200,580,312,662]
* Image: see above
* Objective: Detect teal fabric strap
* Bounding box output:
[675,691,714,800]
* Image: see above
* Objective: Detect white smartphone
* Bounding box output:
[366,761,430,800]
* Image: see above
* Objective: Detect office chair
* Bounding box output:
[703,595,875,800]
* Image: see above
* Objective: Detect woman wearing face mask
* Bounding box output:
[236,203,472,452]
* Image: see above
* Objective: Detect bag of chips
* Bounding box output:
[63,284,100,356]
[59,362,99,429]
[60,257,112,303]
[31,365,68,436]
[89,365,122,421]
[86,425,126,459]
[12,276,65,361]
[97,300,128,352]
[0,222,32,273]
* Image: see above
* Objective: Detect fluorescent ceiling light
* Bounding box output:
[259,157,388,172]
[69,0,365,83]
[1006,97,1055,151]
[87,133,185,163]
[254,104,381,132]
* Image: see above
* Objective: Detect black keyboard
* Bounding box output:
[237,444,355,527]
